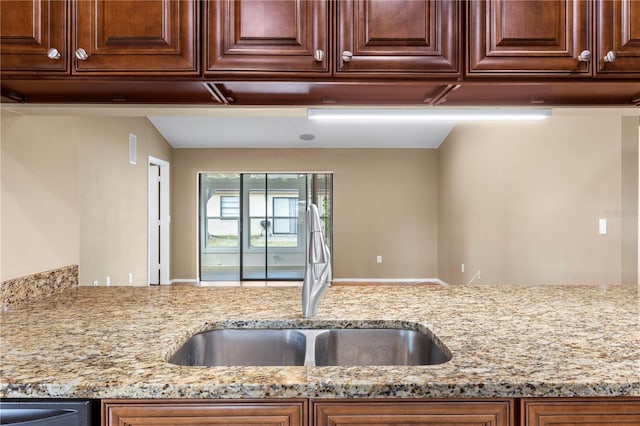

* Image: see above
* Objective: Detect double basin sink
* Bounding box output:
[169,328,451,367]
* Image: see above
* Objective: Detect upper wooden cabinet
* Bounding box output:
[0,0,69,74]
[2,1,638,104]
[204,0,329,76]
[468,0,640,77]
[0,0,198,76]
[73,0,199,75]
[335,0,460,77]
[596,0,640,76]
[468,0,591,76]
[205,0,460,78]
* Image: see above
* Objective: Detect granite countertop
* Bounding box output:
[0,284,638,399]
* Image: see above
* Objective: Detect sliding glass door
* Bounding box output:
[199,173,332,282]
[199,173,241,281]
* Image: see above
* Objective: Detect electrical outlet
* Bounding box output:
[106,276,111,286]
[376,255,383,263]
[461,263,465,273]
[128,273,133,284]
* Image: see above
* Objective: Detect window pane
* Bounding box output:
[220,196,239,218]
[273,197,298,234]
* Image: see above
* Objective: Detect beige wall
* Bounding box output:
[3,108,637,287]
[171,149,439,280]
[0,113,171,285]
[621,116,640,286]
[1,113,79,281]
[79,117,172,286]
[438,113,636,285]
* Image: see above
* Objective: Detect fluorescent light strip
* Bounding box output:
[307,108,552,122]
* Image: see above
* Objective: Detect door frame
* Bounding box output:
[148,156,170,285]
[197,172,333,283]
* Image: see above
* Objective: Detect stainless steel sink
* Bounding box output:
[169,328,451,367]
[313,328,451,366]
[168,329,307,366]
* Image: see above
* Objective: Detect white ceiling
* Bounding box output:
[4,105,636,149]
[147,115,456,149]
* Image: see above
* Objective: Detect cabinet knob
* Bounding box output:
[313,49,325,62]
[604,50,617,63]
[577,50,591,62]
[47,48,61,60]
[75,48,89,61]
[342,51,353,63]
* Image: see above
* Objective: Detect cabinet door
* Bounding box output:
[205,0,329,77]
[596,0,640,75]
[468,0,591,76]
[0,0,68,74]
[73,0,198,75]
[103,400,306,426]
[335,0,459,77]
[522,398,640,425]
[313,400,513,426]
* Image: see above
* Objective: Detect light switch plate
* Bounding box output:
[129,133,137,165]
[599,218,607,235]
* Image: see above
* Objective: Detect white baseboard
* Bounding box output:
[168,278,451,286]
[170,278,198,284]
[332,278,449,286]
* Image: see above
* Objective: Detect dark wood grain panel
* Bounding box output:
[336,0,459,77]
[313,399,513,426]
[73,0,198,74]
[522,398,640,425]
[103,399,306,426]
[0,79,217,104]
[0,0,68,74]
[494,1,562,47]
[468,0,590,75]
[596,0,640,75]
[205,0,329,76]
[97,1,166,47]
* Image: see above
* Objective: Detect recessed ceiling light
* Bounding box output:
[299,133,316,141]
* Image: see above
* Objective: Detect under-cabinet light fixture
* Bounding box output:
[307,108,552,122]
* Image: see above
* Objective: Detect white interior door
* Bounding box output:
[148,157,170,285]
[148,164,161,285]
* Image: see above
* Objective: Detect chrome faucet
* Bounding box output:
[302,203,332,318]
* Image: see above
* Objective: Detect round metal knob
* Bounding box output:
[342,51,353,62]
[313,49,325,62]
[47,48,61,60]
[75,48,89,61]
[577,49,591,62]
[604,50,617,62]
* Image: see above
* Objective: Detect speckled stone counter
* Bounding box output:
[0,265,78,311]
[0,284,638,399]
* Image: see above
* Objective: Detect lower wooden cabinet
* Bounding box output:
[522,398,640,425]
[102,399,307,426]
[102,397,640,426]
[312,399,513,426]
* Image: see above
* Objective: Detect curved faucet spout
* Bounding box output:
[302,203,332,318]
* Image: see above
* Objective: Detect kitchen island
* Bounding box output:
[0,284,637,400]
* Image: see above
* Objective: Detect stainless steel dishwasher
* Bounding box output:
[0,400,97,425]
